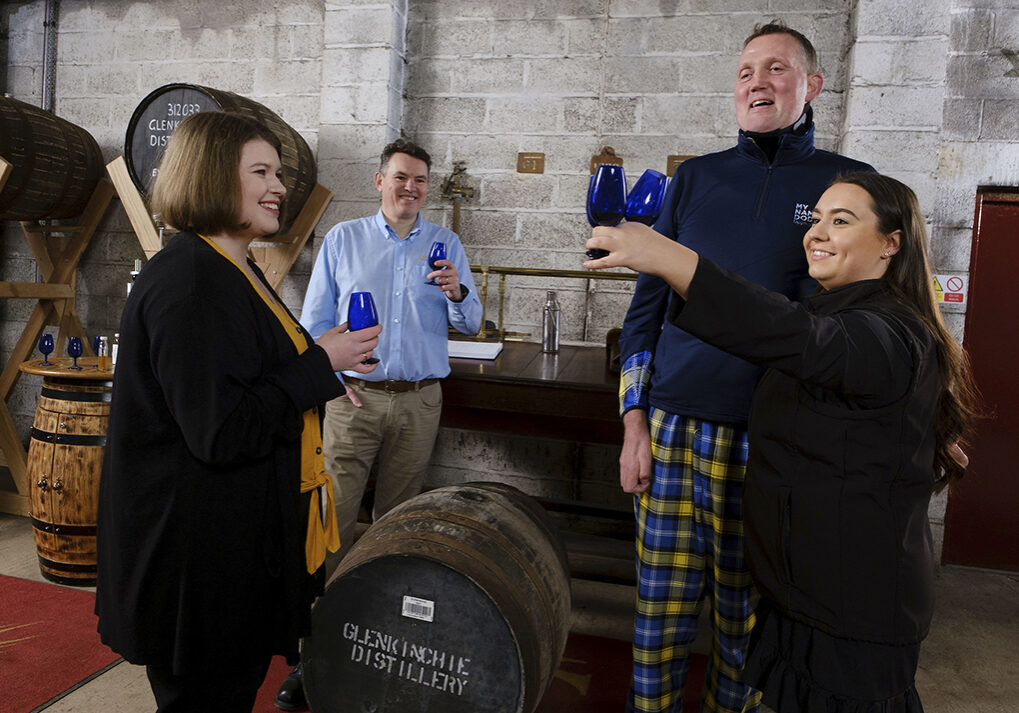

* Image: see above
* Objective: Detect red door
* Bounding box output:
[942,188,1019,571]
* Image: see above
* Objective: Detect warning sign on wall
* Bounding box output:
[932,274,968,312]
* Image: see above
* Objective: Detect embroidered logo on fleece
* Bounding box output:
[792,203,813,225]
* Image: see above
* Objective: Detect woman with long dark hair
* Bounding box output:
[586,172,978,712]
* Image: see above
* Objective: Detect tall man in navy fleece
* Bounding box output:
[617,22,874,713]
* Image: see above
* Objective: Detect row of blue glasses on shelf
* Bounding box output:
[585,165,669,259]
[37,333,83,369]
[38,334,109,370]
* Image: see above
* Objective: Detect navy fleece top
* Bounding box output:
[618,126,873,425]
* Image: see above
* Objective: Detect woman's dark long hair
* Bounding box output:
[834,172,980,491]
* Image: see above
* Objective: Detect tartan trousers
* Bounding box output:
[627,409,761,713]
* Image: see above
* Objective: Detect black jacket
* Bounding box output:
[95,232,343,672]
[671,259,940,644]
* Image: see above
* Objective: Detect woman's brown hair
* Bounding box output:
[150,111,283,236]
[835,171,981,491]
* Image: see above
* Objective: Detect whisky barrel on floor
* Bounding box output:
[0,96,105,220]
[25,368,112,586]
[123,83,316,235]
[303,482,572,713]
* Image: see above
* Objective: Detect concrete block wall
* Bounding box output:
[937,0,1019,563]
[403,2,859,499]
[404,1,860,344]
[2,0,1018,527]
[937,0,1019,276]
[0,0,331,479]
[841,0,1019,563]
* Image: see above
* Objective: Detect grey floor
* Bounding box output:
[2,511,1017,712]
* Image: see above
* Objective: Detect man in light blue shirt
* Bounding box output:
[276,139,481,710]
[302,137,482,558]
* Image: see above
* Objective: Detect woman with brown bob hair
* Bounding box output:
[586,172,978,713]
[96,111,382,712]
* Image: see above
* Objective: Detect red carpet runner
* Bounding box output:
[1,574,706,712]
[0,575,120,713]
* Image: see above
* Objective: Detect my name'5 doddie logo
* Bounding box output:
[792,203,813,225]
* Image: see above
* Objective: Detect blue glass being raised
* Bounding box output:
[586,164,627,259]
[347,292,380,364]
[424,241,447,285]
[625,169,668,226]
[38,333,54,366]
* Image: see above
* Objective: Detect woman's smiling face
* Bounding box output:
[234,138,286,239]
[803,182,901,290]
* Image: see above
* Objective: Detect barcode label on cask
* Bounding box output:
[402,595,435,622]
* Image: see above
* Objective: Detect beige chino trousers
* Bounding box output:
[321,381,442,578]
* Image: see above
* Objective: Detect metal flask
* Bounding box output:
[541,290,560,353]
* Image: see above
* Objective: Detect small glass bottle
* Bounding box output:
[127,259,141,296]
[541,290,560,354]
[96,336,111,371]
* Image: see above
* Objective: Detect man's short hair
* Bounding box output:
[744,21,819,74]
[380,138,432,174]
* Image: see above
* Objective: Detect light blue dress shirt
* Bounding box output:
[301,210,483,382]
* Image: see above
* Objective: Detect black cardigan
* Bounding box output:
[95,232,343,672]
[671,259,940,645]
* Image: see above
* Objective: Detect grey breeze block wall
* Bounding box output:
[3,1,1019,546]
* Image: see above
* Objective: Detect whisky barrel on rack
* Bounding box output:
[0,96,105,220]
[303,482,572,713]
[123,83,316,235]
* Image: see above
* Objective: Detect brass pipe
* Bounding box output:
[479,266,490,339]
[498,273,507,336]
[469,265,636,281]
[456,264,637,342]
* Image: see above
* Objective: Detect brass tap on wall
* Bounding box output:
[440,161,474,236]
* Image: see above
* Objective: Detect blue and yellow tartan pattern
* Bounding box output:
[620,350,653,416]
[628,409,761,713]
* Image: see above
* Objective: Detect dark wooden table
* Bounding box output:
[442,340,622,445]
[442,341,634,584]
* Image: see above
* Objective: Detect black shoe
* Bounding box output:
[274,663,306,711]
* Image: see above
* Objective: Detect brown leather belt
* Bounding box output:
[344,376,439,394]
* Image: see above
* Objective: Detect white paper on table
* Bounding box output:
[447,340,504,360]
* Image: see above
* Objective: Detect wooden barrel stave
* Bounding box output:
[27,377,111,586]
[0,96,105,220]
[124,83,316,234]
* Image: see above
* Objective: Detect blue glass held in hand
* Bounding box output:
[424,241,447,285]
[38,333,54,366]
[347,292,380,364]
[67,336,83,370]
[625,169,668,226]
[586,164,627,259]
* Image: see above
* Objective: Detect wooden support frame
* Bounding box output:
[0,175,115,516]
[0,156,11,190]
[106,156,162,259]
[249,182,332,291]
[107,154,332,292]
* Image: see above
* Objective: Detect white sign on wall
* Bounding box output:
[932,274,968,313]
